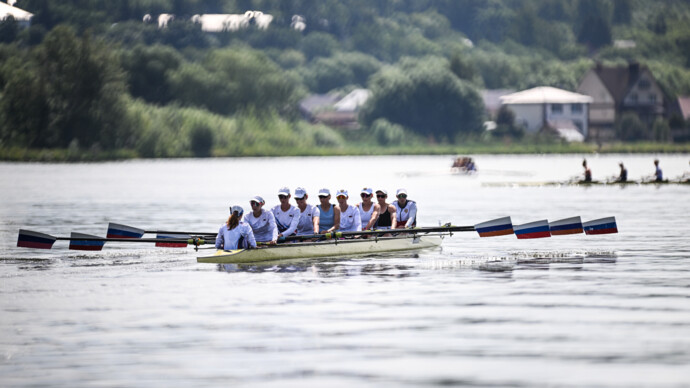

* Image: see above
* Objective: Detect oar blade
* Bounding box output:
[155,233,190,248]
[514,220,551,239]
[106,223,145,239]
[69,232,106,251]
[17,229,57,249]
[549,216,583,236]
[583,217,618,235]
[474,216,514,237]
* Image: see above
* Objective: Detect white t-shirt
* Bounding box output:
[339,204,362,232]
[271,204,300,236]
[296,204,319,236]
[243,209,278,242]
[357,202,375,230]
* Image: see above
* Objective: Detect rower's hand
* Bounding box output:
[268,240,277,245]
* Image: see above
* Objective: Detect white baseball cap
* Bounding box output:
[360,187,373,195]
[375,189,388,195]
[277,187,290,196]
[230,205,244,216]
[250,196,265,205]
[294,187,307,199]
[318,188,330,196]
[396,188,408,196]
[335,189,348,197]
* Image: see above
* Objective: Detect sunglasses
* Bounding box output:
[336,195,347,199]
[397,194,407,198]
[360,193,371,198]
[278,195,288,199]
[318,195,328,199]
[295,197,306,201]
[250,201,261,206]
[376,194,386,198]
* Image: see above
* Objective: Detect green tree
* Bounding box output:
[0,16,18,44]
[652,118,671,142]
[616,112,648,141]
[362,57,484,143]
[121,44,183,104]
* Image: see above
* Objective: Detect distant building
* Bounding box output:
[577,62,665,141]
[0,2,33,28]
[675,96,690,120]
[299,89,371,130]
[499,86,592,141]
[481,89,515,119]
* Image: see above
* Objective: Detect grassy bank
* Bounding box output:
[2,141,688,162]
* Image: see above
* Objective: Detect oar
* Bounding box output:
[17,229,211,251]
[106,222,216,239]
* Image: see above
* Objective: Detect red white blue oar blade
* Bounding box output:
[17,230,57,249]
[583,217,618,235]
[155,233,190,248]
[474,216,514,237]
[549,216,583,236]
[106,223,145,239]
[514,220,551,239]
[69,232,106,251]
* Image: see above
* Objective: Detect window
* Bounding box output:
[649,94,657,104]
[571,103,583,114]
[638,79,651,90]
[551,104,563,114]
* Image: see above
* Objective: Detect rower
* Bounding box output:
[654,159,663,182]
[393,188,417,229]
[374,189,396,230]
[243,195,277,245]
[293,187,319,236]
[582,159,592,182]
[617,162,628,182]
[215,205,257,250]
[357,187,378,230]
[272,187,300,238]
[316,188,340,234]
[336,189,362,233]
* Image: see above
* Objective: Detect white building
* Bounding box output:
[500,86,593,141]
[0,2,33,28]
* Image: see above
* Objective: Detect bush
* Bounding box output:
[371,119,408,146]
[190,123,214,157]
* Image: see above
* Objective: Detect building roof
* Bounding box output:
[590,63,647,104]
[500,86,592,105]
[0,2,33,21]
[677,96,690,120]
[334,89,370,112]
[299,93,340,114]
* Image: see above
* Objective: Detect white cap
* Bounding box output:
[396,188,408,196]
[294,187,307,199]
[318,188,330,196]
[375,189,387,195]
[230,205,244,216]
[360,187,373,195]
[335,189,348,197]
[278,187,290,196]
[250,196,265,205]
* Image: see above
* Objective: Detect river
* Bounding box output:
[1,154,689,387]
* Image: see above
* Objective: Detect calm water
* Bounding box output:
[1,154,689,387]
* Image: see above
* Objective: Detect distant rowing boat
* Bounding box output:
[197,235,444,264]
[482,179,690,188]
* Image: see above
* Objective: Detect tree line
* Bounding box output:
[1,0,690,157]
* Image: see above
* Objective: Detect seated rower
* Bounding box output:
[317,188,340,234]
[294,187,320,236]
[374,189,397,230]
[336,189,361,233]
[358,187,378,231]
[654,159,663,182]
[582,159,592,182]
[243,196,278,245]
[393,188,416,229]
[272,187,300,238]
[215,205,256,250]
[617,162,628,182]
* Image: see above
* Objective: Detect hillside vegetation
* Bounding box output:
[1,0,690,160]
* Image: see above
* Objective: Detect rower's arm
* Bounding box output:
[405,202,417,228]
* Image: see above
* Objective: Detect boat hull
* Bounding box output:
[197,235,444,264]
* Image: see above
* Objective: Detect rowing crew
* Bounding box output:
[215,187,418,251]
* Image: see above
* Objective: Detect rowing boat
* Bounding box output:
[482,179,690,188]
[197,234,444,264]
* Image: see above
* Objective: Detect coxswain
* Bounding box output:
[272,187,300,238]
[582,159,592,182]
[293,187,320,236]
[617,162,628,182]
[654,159,663,182]
[374,189,396,230]
[336,189,362,233]
[393,188,417,229]
[316,188,341,234]
[243,195,277,244]
[215,205,256,250]
[357,187,378,230]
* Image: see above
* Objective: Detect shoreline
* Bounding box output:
[1,142,689,162]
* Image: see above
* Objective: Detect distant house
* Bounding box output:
[299,89,371,130]
[675,96,690,120]
[481,89,515,119]
[0,2,33,28]
[577,62,665,140]
[499,86,592,141]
